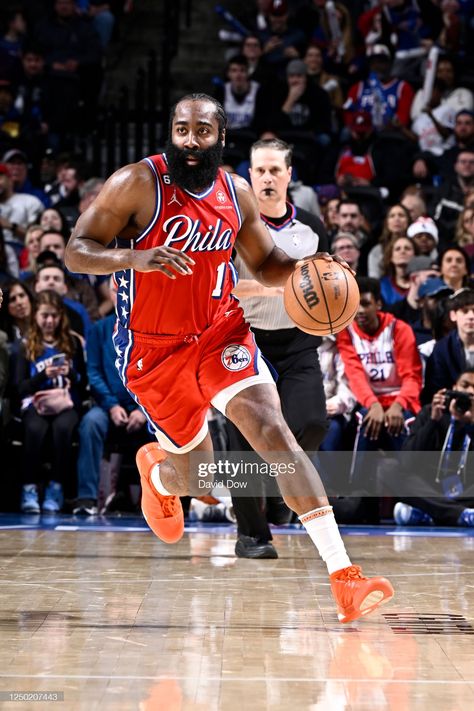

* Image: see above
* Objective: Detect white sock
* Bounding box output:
[150,464,172,497]
[299,506,352,575]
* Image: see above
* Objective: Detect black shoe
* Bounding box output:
[235,535,278,559]
[73,498,98,516]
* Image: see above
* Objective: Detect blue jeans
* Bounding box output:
[77,406,109,500]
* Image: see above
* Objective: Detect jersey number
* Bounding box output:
[369,367,386,382]
[211,262,227,299]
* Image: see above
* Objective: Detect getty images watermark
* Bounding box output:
[196,459,297,490]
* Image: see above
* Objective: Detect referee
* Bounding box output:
[229,138,329,558]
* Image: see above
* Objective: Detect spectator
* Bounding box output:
[14,43,51,148]
[318,334,356,452]
[331,232,360,272]
[0,79,22,155]
[0,227,19,283]
[336,199,370,247]
[412,276,454,349]
[0,278,33,345]
[78,177,104,214]
[51,162,84,229]
[34,262,91,339]
[337,276,422,488]
[410,56,474,121]
[20,223,43,278]
[322,195,340,242]
[411,78,456,158]
[433,149,474,246]
[455,206,474,248]
[393,367,474,528]
[400,186,427,222]
[214,54,261,131]
[380,235,417,305]
[0,7,26,61]
[2,148,50,207]
[266,58,332,142]
[0,162,43,249]
[241,34,271,85]
[344,44,414,132]
[33,0,102,145]
[10,289,87,513]
[39,206,68,236]
[423,288,474,402]
[257,0,306,76]
[388,255,441,327]
[368,203,411,279]
[336,111,377,188]
[438,110,474,178]
[406,216,439,261]
[73,280,151,516]
[309,0,355,72]
[303,44,344,110]
[80,1,116,50]
[439,245,472,292]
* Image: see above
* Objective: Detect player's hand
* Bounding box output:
[131,247,195,278]
[0,287,3,308]
[431,388,446,421]
[126,409,147,433]
[110,405,129,427]
[385,402,404,436]
[296,252,356,276]
[363,402,385,440]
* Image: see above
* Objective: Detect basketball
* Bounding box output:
[284,258,359,335]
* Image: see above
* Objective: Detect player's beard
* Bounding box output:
[165,140,224,193]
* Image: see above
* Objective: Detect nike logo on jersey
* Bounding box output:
[163,215,233,252]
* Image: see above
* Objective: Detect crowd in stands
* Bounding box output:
[0,0,474,528]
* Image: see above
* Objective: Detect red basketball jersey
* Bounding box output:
[113,154,242,336]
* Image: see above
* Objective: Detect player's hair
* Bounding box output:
[169,93,227,137]
[356,276,381,301]
[250,138,292,168]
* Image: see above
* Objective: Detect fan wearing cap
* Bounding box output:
[423,288,474,403]
[407,216,439,262]
[343,44,414,131]
[388,255,441,327]
[335,110,376,187]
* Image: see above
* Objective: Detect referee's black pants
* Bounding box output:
[226,327,328,542]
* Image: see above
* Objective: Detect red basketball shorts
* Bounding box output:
[113,308,274,452]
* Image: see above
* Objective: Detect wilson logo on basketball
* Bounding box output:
[299,263,320,309]
[216,190,227,203]
[221,345,251,371]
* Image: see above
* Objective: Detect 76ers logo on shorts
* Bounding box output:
[221,344,251,371]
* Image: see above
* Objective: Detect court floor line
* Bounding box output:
[0,673,473,685]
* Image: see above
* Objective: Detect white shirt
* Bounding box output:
[412,103,456,156]
[0,192,44,243]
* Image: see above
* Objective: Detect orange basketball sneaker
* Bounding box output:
[136,442,184,544]
[330,565,394,623]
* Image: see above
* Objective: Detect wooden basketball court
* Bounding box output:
[0,516,473,710]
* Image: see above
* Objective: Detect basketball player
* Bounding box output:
[228,138,329,558]
[65,93,393,623]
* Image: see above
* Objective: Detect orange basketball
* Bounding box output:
[284,258,359,336]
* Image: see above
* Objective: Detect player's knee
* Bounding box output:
[258,418,293,450]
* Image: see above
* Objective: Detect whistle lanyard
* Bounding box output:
[436,418,471,483]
